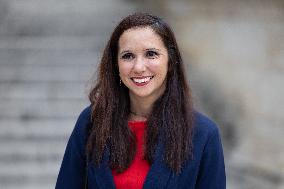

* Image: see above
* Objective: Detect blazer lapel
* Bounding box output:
[142,139,172,189]
[90,147,116,189]
[90,138,172,189]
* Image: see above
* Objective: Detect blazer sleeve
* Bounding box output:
[195,126,226,189]
[55,107,91,189]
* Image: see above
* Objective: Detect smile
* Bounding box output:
[131,76,154,86]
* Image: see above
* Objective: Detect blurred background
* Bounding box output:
[0,0,283,188]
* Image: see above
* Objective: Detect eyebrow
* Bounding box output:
[145,48,161,51]
[119,48,161,55]
[119,50,131,55]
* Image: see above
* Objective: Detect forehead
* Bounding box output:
[118,27,165,50]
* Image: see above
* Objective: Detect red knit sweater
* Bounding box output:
[112,121,150,189]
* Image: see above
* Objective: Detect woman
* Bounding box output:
[56,13,226,189]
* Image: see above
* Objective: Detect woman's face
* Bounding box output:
[118,26,168,101]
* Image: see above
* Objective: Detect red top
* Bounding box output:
[112,121,150,189]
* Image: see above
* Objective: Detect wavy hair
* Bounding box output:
[87,12,194,173]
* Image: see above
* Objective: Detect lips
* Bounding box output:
[131,76,154,86]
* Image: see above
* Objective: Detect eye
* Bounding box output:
[121,53,135,60]
[146,50,159,58]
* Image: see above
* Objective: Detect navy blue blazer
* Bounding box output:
[55,106,226,189]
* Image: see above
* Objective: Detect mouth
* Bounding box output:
[131,76,154,86]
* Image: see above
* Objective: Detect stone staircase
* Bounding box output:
[0,0,137,188]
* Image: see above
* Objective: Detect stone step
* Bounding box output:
[0,139,67,164]
[0,135,68,152]
[6,0,135,15]
[0,143,68,169]
[0,119,75,139]
[0,82,90,100]
[0,150,63,165]
[0,48,101,66]
[0,64,95,82]
[1,184,54,189]
[0,0,137,36]
[0,161,59,187]
[1,184,55,189]
[0,99,89,119]
[1,176,56,189]
[0,36,106,51]
[0,126,78,188]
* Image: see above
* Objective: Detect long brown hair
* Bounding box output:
[87,12,194,173]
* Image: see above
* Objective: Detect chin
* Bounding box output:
[131,92,152,99]
[130,88,165,100]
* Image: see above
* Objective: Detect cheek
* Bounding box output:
[118,62,132,76]
[151,61,168,77]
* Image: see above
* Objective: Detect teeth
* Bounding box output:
[132,76,152,83]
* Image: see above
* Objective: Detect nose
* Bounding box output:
[133,56,146,73]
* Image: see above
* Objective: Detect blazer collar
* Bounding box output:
[90,139,172,189]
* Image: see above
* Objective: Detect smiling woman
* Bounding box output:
[118,27,168,120]
[55,13,226,189]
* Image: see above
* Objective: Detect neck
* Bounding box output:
[129,95,155,120]
[130,109,147,116]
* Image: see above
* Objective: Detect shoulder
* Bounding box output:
[191,110,222,150]
[55,106,92,188]
[184,111,226,188]
[76,105,92,123]
[70,105,92,145]
[193,110,220,137]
